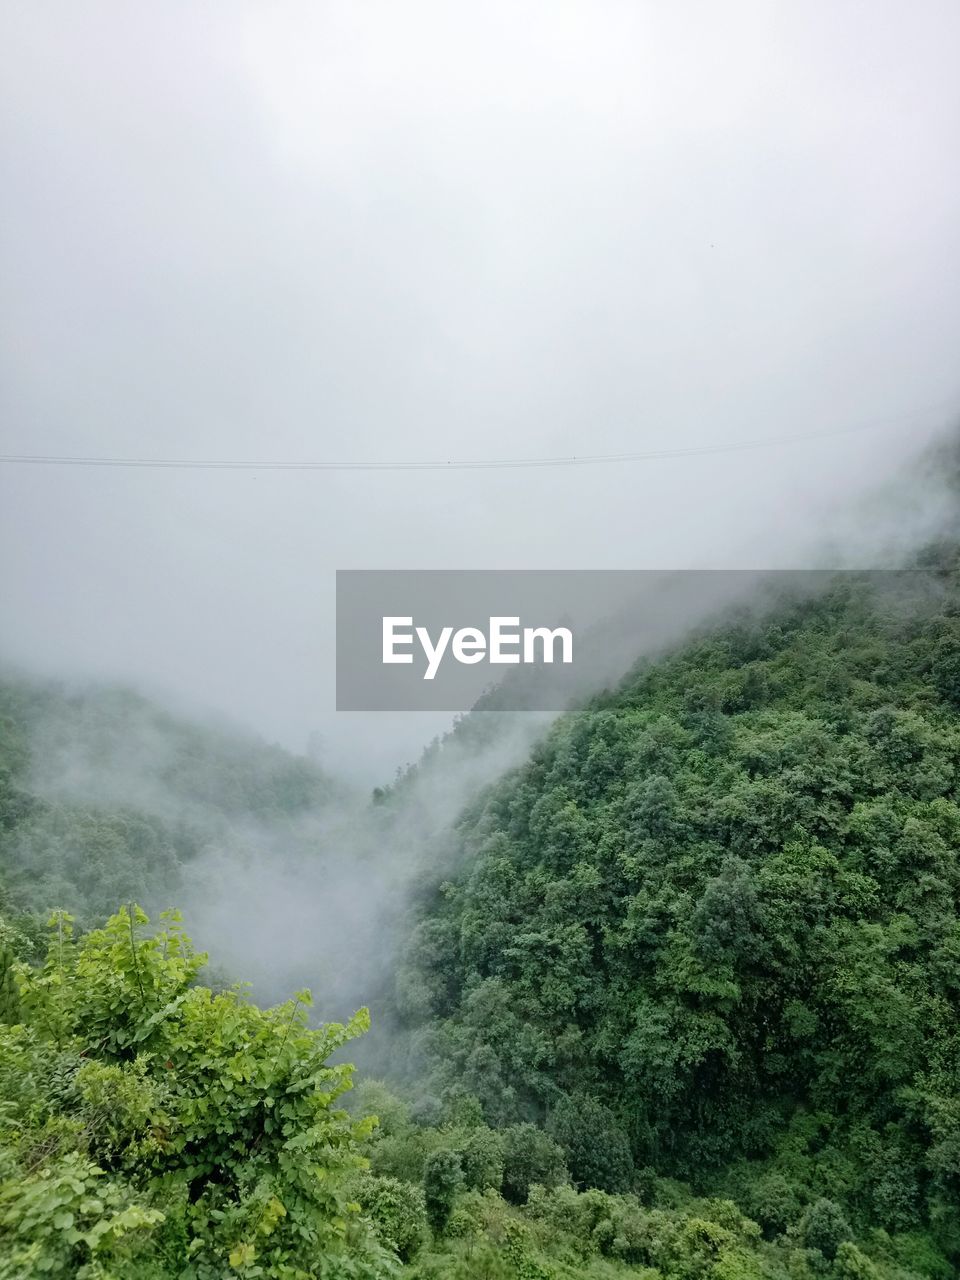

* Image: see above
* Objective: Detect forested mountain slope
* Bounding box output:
[0,674,339,928]
[3,567,960,1278]
[393,565,960,1257]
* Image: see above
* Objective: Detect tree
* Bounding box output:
[799,1198,853,1260]
[422,1150,463,1236]
[0,939,19,1025]
[546,1095,634,1193]
[500,1124,567,1204]
[0,906,392,1279]
[355,1173,426,1261]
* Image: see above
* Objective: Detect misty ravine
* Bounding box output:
[3,2,960,1275]
[4,525,960,1277]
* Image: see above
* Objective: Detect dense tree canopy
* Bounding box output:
[393,569,960,1270]
[2,566,960,1277]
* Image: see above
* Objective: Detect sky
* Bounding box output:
[1,1,959,779]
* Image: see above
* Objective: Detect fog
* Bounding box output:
[2,2,960,780]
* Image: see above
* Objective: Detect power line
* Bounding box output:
[0,405,951,473]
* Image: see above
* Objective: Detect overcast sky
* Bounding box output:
[2,2,959,778]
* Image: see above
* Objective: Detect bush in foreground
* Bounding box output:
[0,905,392,1279]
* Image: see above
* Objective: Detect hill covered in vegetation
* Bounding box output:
[0,674,339,933]
[383,564,960,1275]
[2,564,960,1278]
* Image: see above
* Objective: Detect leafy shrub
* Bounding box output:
[0,906,392,1279]
[444,1205,481,1239]
[799,1197,853,1260]
[834,1241,880,1279]
[423,1150,463,1236]
[356,1173,426,1261]
[0,941,19,1026]
[500,1124,567,1205]
[455,1126,504,1192]
[741,1173,803,1238]
[546,1094,634,1193]
[0,1150,164,1278]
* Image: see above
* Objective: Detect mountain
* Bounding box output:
[0,673,340,929]
[388,562,960,1262]
[3,563,960,1277]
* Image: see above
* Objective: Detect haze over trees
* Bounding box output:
[2,562,960,1277]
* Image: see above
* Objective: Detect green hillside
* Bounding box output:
[384,565,960,1273]
[2,566,960,1278]
[0,674,339,929]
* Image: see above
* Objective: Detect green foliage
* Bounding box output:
[834,1241,881,1280]
[500,1124,567,1205]
[0,906,392,1279]
[0,940,18,1026]
[0,1150,165,1279]
[355,1174,426,1261]
[7,568,960,1278]
[456,1125,504,1192]
[799,1197,853,1261]
[394,572,960,1271]
[422,1150,463,1236]
[546,1094,634,1193]
[738,1172,802,1238]
[0,675,339,926]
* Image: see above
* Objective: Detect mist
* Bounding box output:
[2,1,960,1035]
[5,10,960,1273]
[7,440,959,1047]
[1,1,958,780]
